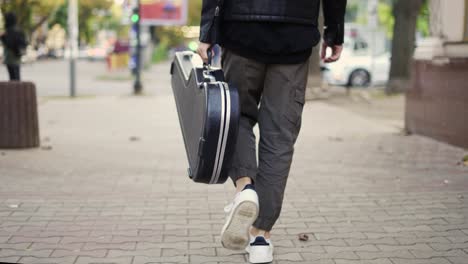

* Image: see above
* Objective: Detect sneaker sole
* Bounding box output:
[249,244,274,264]
[221,200,258,250]
[249,252,273,264]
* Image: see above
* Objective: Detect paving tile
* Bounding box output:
[133,255,189,264]
[334,259,393,264]
[19,256,77,264]
[51,249,107,258]
[1,76,468,263]
[75,256,133,264]
[391,257,452,264]
[356,250,414,259]
[0,249,52,258]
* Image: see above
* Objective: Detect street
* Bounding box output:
[0,60,172,97]
[0,60,468,264]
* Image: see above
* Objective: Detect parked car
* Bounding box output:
[322,32,391,87]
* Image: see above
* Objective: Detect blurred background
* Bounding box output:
[0,0,430,95]
[1,0,467,148]
[0,0,465,144]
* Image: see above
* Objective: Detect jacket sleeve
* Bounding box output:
[323,0,347,46]
[199,0,220,44]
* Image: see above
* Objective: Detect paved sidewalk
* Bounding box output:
[1,63,468,264]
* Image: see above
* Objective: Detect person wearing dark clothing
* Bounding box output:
[1,13,27,81]
[198,1,346,263]
[6,63,20,80]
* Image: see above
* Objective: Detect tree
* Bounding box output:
[1,0,115,44]
[47,0,114,44]
[0,0,64,36]
[385,0,425,94]
[78,0,113,44]
[188,0,202,26]
[378,0,429,39]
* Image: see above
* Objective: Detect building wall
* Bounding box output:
[441,0,466,42]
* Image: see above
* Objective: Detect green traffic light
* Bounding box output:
[131,14,140,23]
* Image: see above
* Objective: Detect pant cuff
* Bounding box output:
[229,167,257,185]
[253,217,275,232]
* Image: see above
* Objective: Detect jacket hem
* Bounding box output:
[224,14,317,25]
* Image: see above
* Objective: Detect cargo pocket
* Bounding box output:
[285,85,306,129]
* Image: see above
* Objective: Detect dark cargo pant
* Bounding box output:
[222,49,309,231]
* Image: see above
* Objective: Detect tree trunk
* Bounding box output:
[0,82,40,148]
[386,0,424,94]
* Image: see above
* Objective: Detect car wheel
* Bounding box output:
[349,69,371,87]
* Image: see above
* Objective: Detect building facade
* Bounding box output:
[406,0,468,149]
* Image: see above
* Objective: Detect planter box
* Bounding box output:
[0,81,40,148]
[406,58,468,149]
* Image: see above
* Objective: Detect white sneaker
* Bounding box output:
[221,184,259,250]
[247,235,274,264]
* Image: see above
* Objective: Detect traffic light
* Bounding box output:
[130,5,142,94]
[131,8,140,24]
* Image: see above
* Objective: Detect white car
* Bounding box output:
[322,36,390,87]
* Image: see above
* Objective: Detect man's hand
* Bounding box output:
[197,42,212,63]
[321,42,343,63]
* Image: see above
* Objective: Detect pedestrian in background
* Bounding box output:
[198,0,346,263]
[1,12,27,81]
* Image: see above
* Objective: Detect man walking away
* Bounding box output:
[1,12,27,81]
[198,0,347,263]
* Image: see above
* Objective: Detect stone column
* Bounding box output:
[414,0,468,60]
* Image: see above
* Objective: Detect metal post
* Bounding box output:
[133,0,143,94]
[68,0,78,97]
[368,0,378,88]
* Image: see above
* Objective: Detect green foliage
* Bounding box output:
[155,26,185,47]
[188,0,202,26]
[1,0,64,36]
[417,1,430,37]
[152,41,169,63]
[50,3,68,29]
[345,2,359,22]
[78,0,113,44]
[346,0,368,24]
[378,2,394,38]
[377,0,430,39]
[1,0,117,44]
[48,0,116,44]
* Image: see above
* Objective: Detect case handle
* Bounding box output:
[203,47,213,70]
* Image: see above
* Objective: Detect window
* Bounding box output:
[354,41,368,51]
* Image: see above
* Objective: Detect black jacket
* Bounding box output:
[1,27,27,58]
[200,0,347,46]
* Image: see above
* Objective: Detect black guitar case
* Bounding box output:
[170,51,239,184]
